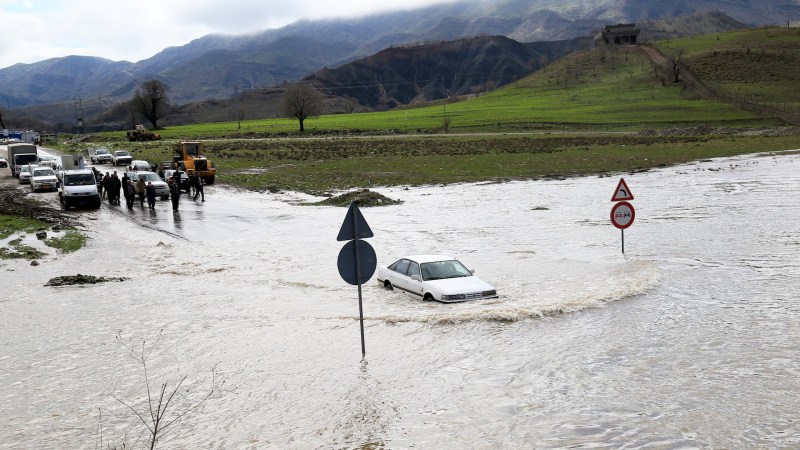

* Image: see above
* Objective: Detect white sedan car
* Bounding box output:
[127,171,170,199]
[37,155,59,169]
[130,160,151,171]
[31,167,59,192]
[18,164,38,184]
[377,254,498,303]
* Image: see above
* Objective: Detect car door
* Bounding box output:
[404,260,425,297]
[391,259,411,292]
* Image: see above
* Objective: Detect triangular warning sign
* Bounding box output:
[611,178,634,201]
[336,201,374,241]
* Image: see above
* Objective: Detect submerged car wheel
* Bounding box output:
[423,293,435,301]
[383,280,393,290]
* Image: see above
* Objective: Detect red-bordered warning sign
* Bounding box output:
[610,201,635,229]
[611,178,634,201]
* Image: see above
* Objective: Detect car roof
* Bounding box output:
[404,254,456,264]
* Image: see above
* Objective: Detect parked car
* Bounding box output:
[111,150,133,166]
[18,163,39,184]
[0,156,7,168]
[377,255,498,303]
[37,155,59,169]
[130,159,151,171]
[30,167,59,192]
[89,148,113,164]
[162,169,191,192]
[127,171,170,200]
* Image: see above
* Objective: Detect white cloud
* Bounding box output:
[0,0,458,69]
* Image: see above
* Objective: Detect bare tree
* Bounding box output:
[343,97,357,114]
[669,49,685,83]
[107,331,222,450]
[281,83,323,132]
[132,80,171,130]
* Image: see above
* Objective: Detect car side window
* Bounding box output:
[394,259,410,275]
[407,262,420,278]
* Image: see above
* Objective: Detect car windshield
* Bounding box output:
[140,173,160,182]
[96,149,109,155]
[420,260,472,281]
[64,174,96,185]
[21,166,31,173]
[33,168,55,177]
[114,151,130,157]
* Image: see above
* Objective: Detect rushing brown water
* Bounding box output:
[1,150,799,449]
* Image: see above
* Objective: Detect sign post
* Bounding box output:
[336,201,376,356]
[610,178,635,254]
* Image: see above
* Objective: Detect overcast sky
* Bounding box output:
[0,0,458,69]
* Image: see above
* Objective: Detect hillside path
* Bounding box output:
[636,45,800,126]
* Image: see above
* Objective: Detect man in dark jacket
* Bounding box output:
[145,182,156,209]
[121,173,131,206]
[170,172,181,211]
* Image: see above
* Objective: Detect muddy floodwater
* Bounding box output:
[2,150,799,449]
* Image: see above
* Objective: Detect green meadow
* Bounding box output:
[66,29,800,194]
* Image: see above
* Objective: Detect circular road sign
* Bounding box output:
[337,240,377,285]
[610,201,635,229]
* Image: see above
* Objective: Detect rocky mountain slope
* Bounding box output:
[1,1,788,129]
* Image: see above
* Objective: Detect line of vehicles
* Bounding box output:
[4,143,499,303]
[4,140,217,210]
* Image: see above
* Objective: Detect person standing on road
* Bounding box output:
[194,176,205,202]
[135,177,146,207]
[125,180,136,209]
[145,182,157,209]
[102,172,111,198]
[110,171,121,205]
[170,173,181,211]
[121,173,131,206]
[189,172,198,197]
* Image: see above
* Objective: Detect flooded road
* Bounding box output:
[1,150,799,448]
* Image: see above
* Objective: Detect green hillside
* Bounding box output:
[146,31,799,139]
[69,28,800,193]
[657,27,800,112]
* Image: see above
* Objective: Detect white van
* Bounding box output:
[58,169,101,209]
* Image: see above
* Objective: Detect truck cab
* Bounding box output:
[8,143,38,177]
[59,169,101,209]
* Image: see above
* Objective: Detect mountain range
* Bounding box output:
[1,0,795,130]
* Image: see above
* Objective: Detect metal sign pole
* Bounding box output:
[353,206,366,356]
[621,228,625,254]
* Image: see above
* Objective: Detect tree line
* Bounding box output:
[132,79,322,132]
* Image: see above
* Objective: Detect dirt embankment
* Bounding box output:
[0,167,76,228]
[636,46,800,126]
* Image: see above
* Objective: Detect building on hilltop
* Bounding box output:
[599,23,641,45]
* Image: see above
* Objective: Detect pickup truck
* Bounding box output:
[89,148,113,164]
[111,150,133,166]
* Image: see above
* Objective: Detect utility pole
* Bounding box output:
[233,84,241,129]
[79,98,85,133]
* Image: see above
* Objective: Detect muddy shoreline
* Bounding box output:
[0,181,76,229]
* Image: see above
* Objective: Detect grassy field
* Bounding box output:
[59,28,800,194]
[94,43,778,141]
[657,27,800,111]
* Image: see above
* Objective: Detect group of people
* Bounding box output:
[93,168,123,205]
[187,172,205,202]
[91,167,206,212]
